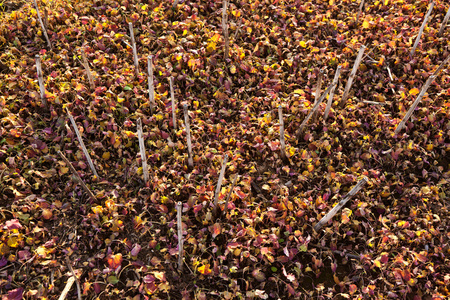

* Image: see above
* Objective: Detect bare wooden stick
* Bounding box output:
[363,100,387,105]
[324,65,341,121]
[65,258,81,300]
[297,83,336,136]
[177,201,183,271]
[222,0,229,60]
[356,0,365,24]
[129,22,139,76]
[432,54,450,77]
[278,105,286,159]
[169,77,177,130]
[394,75,435,135]
[214,154,228,214]
[80,49,94,90]
[410,2,435,58]
[183,104,193,167]
[312,69,324,121]
[57,150,97,201]
[314,177,368,231]
[33,0,52,49]
[58,276,76,300]
[224,174,239,211]
[386,66,397,94]
[438,5,450,36]
[35,55,48,108]
[339,45,366,108]
[137,118,149,183]
[173,0,179,9]
[66,108,99,178]
[147,55,156,111]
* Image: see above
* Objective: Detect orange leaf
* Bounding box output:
[210,223,221,239]
[198,264,212,275]
[409,88,420,96]
[107,253,123,269]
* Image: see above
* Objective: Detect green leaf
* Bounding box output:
[107,275,119,284]
[271,266,278,272]
[299,245,308,252]
[124,84,133,91]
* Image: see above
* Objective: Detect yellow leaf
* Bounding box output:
[230,65,236,74]
[102,152,111,160]
[362,20,370,29]
[142,4,148,10]
[198,264,212,275]
[299,41,307,48]
[409,88,420,96]
[211,33,221,43]
[373,260,382,268]
[60,167,69,175]
[7,237,19,248]
[246,27,252,34]
[293,89,305,95]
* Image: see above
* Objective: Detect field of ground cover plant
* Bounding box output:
[0,0,449,299]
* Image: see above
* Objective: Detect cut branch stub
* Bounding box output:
[324,65,341,121]
[35,55,48,108]
[410,2,435,57]
[214,154,228,215]
[81,49,94,90]
[137,118,149,183]
[183,104,193,167]
[314,177,368,232]
[177,201,183,271]
[33,0,52,49]
[170,77,177,130]
[339,45,366,108]
[438,5,450,36]
[129,22,139,76]
[147,55,156,110]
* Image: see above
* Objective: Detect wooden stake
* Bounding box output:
[297,83,336,136]
[312,69,324,121]
[169,77,177,130]
[339,45,366,108]
[432,54,450,77]
[65,258,81,300]
[129,22,139,76]
[35,55,48,108]
[80,49,94,90]
[183,104,193,167]
[394,75,435,135]
[438,5,450,36]
[224,174,239,211]
[177,201,183,271]
[356,0,365,24]
[137,118,149,183]
[324,65,341,121]
[410,2,435,58]
[58,276,75,300]
[214,154,228,215]
[33,0,52,49]
[314,177,368,231]
[278,105,286,159]
[66,108,99,178]
[147,55,156,111]
[57,150,97,201]
[222,0,229,60]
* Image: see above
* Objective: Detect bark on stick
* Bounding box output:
[33,0,52,49]
[438,5,450,36]
[214,154,228,214]
[148,55,156,110]
[340,45,366,107]
[324,65,341,121]
[410,2,435,57]
[129,22,139,76]
[183,104,193,167]
[137,118,149,183]
[35,55,48,108]
[177,201,183,271]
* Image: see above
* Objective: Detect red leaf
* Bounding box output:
[210,223,221,239]
[107,253,123,269]
[5,219,22,230]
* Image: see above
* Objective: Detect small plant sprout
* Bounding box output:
[35,54,48,108]
[148,55,156,111]
[410,2,435,57]
[177,201,184,271]
[183,104,193,167]
[128,22,139,76]
[339,45,366,108]
[278,105,286,159]
[33,0,52,49]
[80,49,94,90]
[66,108,99,179]
[137,118,149,183]
[214,154,228,215]
[170,77,177,130]
[314,177,368,232]
[324,65,341,121]
[394,75,436,135]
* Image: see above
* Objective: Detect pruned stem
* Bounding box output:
[66,108,99,178]
[65,258,81,300]
[278,105,286,159]
[177,201,183,271]
[410,2,435,57]
[58,276,75,300]
[35,55,48,108]
[312,69,324,121]
[173,0,179,9]
[129,22,139,76]
[169,77,177,130]
[339,45,366,107]
[57,150,97,201]
[137,118,149,183]
[222,0,229,60]
[297,83,336,136]
[183,104,193,167]
[81,49,94,90]
[356,0,365,24]
[148,55,156,111]
[214,154,228,214]
[432,54,450,77]
[324,65,341,121]
[394,75,435,135]
[314,177,368,231]
[224,174,239,211]
[438,5,450,36]
[33,0,52,49]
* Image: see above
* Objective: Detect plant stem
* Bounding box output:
[339,45,366,108]
[35,55,48,108]
[33,0,52,49]
[410,2,435,57]
[324,65,341,121]
[177,201,183,271]
[148,55,156,111]
[137,118,149,183]
[183,104,193,167]
[214,154,228,214]
[129,22,139,76]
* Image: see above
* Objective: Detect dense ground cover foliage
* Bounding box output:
[0,0,449,299]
